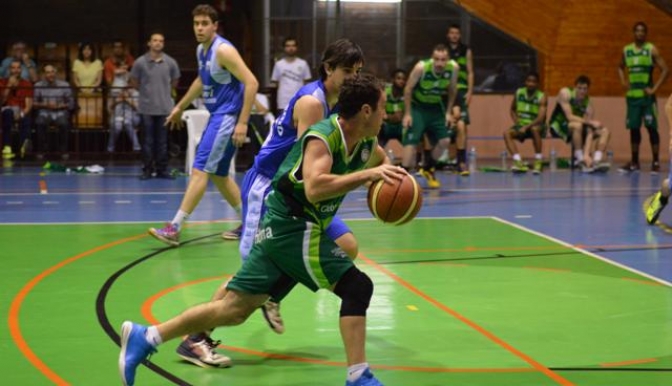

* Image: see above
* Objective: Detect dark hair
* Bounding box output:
[526,71,540,81]
[148,31,165,41]
[433,43,448,53]
[448,24,461,32]
[391,68,406,78]
[112,39,125,46]
[633,21,647,33]
[283,37,297,46]
[338,73,384,120]
[78,42,98,61]
[318,38,365,80]
[192,4,219,23]
[575,75,591,87]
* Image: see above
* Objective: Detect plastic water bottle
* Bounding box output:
[468,147,477,174]
[500,151,507,170]
[607,150,614,165]
[550,148,557,172]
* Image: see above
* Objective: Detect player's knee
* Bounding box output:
[647,127,660,145]
[334,267,374,317]
[630,129,642,144]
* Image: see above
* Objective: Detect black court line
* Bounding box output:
[96,233,219,386]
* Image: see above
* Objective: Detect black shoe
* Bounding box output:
[155,171,175,180]
[139,171,152,180]
[618,162,640,173]
[651,162,660,175]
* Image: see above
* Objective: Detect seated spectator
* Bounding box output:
[104,40,135,88]
[108,88,141,153]
[503,71,547,174]
[0,59,33,159]
[0,41,38,83]
[72,42,103,94]
[549,75,611,173]
[33,64,75,160]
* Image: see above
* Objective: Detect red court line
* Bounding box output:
[8,233,147,386]
[359,253,576,386]
[141,277,537,374]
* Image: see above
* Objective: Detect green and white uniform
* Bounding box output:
[549,88,589,142]
[449,43,470,124]
[623,42,658,130]
[380,84,404,145]
[403,59,453,146]
[511,87,546,139]
[228,115,377,298]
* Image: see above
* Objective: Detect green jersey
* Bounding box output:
[623,42,655,99]
[550,88,589,125]
[411,59,453,107]
[448,43,469,90]
[385,84,404,116]
[269,114,377,228]
[514,87,545,126]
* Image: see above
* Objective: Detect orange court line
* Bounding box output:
[620,277,664,286]
[600,358,658,367]
[8,233,147,386]
[358,253,576,386]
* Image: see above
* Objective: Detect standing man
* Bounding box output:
[33,65,75,160]
[645,94,672,224]
[148,4,258,245]
[618,21,668,174]
[0,59,33,159]
[119,73,396,386]
[130,32,181,179]
[401,44,458,188]
[271,37,312,115]
[503,71,547,174]
[446,24,474,175]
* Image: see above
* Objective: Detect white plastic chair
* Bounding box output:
[182,109,210,175]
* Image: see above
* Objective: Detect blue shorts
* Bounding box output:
[193,113,238,176]
[239,166,352,260]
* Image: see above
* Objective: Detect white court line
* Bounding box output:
[6,201,23,205]
[515,215,532,219]
[150,200,167,204]
[42,201,59,205]
[114,200,132,204]
[79,201,95,205]
[491,216,672,287]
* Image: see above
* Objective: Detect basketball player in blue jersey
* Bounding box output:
[148,4,258,247]
[645,93,672,224]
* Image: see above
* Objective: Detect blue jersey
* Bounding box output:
[253,80,332,178]
[197,35,243,115]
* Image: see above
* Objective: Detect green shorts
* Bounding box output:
[403,104,450,146]
[379,122,403,146]
[626,96,658,130]
[550,121,590,143]
[454,89,470,125]
[227,213,354,300]
[509,123,547,142]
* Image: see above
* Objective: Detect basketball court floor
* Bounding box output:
[2,164,671,385]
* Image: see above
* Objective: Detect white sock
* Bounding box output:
[594,151,603,163]
[347,362,369,382]
[145,326,163,347]
[513,153,522,162]
[574,150,584,162]
[535,153,542,160]
[233,204,242,220]
[171,210,190,229]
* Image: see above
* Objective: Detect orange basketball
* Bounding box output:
[367,174,423,225]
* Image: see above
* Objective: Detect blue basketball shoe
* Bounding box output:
[345,368,383,386]
[119,321,157,386]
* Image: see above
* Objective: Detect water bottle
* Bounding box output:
[607,150,614,165]
[468,147,477,174]
[500,151,507,170]
[550,148,557,172]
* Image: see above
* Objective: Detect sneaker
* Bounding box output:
[581,162,595,173]
[139,170,152,180]
[618,162,640,173]
[645,192,668,225]
[651,161,660,175]
[457,163,470,177]
[176,335,232,368]
[148,223,180,247]
[155,171,175,180]
[261,301,285,334]
[119,322,157,386]
[419,167,441,189]
[221,224,242,240]
[345,368,383,386]
[532,160,543,175]
[593,162,610,173]
[511,160,528,173]
[2,145,15,160]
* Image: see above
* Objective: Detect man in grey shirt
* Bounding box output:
[33,64,75,159]
[131,32,180,179]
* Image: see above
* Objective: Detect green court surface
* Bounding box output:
[2,218,671,385]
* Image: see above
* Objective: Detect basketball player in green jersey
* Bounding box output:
[379,68,406,152]
[549,75,611,173]
[402,44,458,188]
[645,93,672,225]
[618,21,668,174]
[447,24,473,175]
[504,71,547,174]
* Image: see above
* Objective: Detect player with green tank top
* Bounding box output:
[401,44,457,188]
[618,21,669,174]
[379,69,406,148]
[503,71,547,174]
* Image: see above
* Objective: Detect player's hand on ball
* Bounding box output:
[370,164,406,185]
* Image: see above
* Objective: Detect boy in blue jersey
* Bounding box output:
[119,74,401,386]
[645,94,672,224]
[148,4,258,247]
